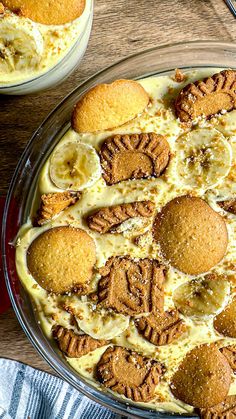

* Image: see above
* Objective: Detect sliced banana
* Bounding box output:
[49,142,101,191]
[65,297,130,340]
[211,110,236,138]
[168,128,232,190]
[0,14,43,72]
[173,275,230,318]
[210,136,236,200]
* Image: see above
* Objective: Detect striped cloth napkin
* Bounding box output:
[0,358,122,419]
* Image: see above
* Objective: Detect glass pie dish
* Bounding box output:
[0,0,93,95]
[2,40,236,418]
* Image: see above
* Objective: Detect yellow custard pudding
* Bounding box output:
[0,0,93,94]
[15,68,236,416]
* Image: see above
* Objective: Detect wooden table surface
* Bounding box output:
[0,0,235,374]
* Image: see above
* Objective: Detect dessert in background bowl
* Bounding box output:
[3,42,236,418]
[0,0,93,94]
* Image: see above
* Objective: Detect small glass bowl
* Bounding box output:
[2,41,236,418]
[0,0,93,95]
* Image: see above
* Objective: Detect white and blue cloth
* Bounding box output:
[0,358,122,419]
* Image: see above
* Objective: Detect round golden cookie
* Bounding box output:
[2,0,85,25]
[27,226,96,294]
[153,195,228,275]
[214,298,236,338]
[71,79,149,133]
[170,344,232,408]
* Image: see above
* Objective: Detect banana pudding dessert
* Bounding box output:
[0,0,92,90]
[16,68,236,416]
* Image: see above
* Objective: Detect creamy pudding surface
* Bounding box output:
[15,68,236,415]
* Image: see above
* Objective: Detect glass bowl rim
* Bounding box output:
[2,39,236,419]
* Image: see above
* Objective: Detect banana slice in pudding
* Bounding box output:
[173,275,230,318]
[0,14,44,72]
[49,142,101,191]
[65,298,130,340]
[211,110,236,138]
[210,136,236,200]
[168,128,232,191]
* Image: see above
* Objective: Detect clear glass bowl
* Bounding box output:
[2,40,236,418]
[0,0,93,95]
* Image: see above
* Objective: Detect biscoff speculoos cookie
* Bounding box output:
[97,346,164,402]
[36,192,80,226]
[220,345,236,371]
[199,395,236,419]
[153,195,228,275]
[27,226,96,294]
[71,80,149,133]
[170,344,232,408]
[175,70,236,123]
[96,257,165,316]
[53,325,108,358]
[99,133,170,185]
[135,309,186,346]
[87,200,155,234]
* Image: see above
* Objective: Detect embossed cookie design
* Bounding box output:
[72,80,149,133]
[136,309,186,346]
[214,298,236,338]
[99,133,170,185]
[87,200,155,234]
[97,257,165,316]
[53,325,108,358]
[199,396,236,419]
[36,192,80,226]
[175,69,236,122]
[97,346,163,402]
[153,195,228,275]
[220,345,236,371]
[27,226,96,294]
[170,344,231,408]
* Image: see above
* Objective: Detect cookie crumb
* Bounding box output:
[173,69,186,83]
